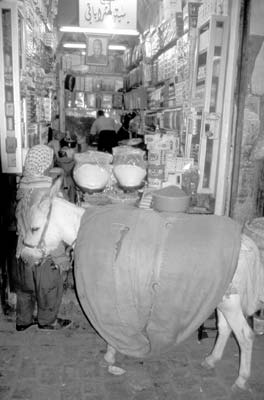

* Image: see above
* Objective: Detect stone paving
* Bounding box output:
[1,305,264,400]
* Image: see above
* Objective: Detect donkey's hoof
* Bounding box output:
[104,352,115,365]
[231,380,252,393]
[201,358,214,370]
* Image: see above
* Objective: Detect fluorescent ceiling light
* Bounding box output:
[60,26,139,36]
[108,45,127,51]
[63,43,86,49]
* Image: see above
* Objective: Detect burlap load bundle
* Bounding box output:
[75,206,241,358]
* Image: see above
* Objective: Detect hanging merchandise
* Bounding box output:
[0,0,58,173]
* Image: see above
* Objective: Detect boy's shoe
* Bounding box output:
[38,318,72,331]
[16,321,37,332]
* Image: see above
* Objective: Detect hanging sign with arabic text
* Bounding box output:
[79,0,137,31]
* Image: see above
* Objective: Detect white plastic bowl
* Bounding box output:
[113,164,146,188]
[73,163,110,191]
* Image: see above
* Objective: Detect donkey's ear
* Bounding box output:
[49,176,63,199]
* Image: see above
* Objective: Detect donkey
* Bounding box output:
[21,177,264,391]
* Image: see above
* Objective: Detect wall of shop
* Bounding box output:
[230,0,264,223]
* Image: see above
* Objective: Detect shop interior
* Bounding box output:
[0,0,235,213]
[1,3,264,397]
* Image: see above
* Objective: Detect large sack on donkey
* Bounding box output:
[75,206,241,358]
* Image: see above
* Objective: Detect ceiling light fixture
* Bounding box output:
[108,44,127,51]
[63,43,86,49]
[60,26,139,36]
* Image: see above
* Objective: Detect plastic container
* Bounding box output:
[113,164,146,189]
[152,185,190,213]
[74,150,113,165]
[73,163,110,192]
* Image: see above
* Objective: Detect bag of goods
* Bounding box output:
[74,150,113,165]
[113,146,146,168]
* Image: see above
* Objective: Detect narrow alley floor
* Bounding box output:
[1,298,264,400]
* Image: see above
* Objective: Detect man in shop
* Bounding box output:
[15,144,72,331]
[86,38,108,65]
[90,110,118,153]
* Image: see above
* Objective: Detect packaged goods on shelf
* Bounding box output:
[65,91,74,108]
[75,76,84,91]
[159,14,183,47]
[148,178,163,189]
[142,36,152,61]
[62,54,85,70]
[162,109,183,131]
[145,132,181,188]
[148,165,165,181]
[123,48,133,69]
[124,87,147,110]
[148,87,163,109]
[150,29,161,58]
[150,133,178,152]
[84,76,93,92]
[163,0,182,20]
[174,82,185,107]
[93,78,102,91]
[112,93,123,109]
[86,93,96,108]
[75,92,85,108]
[144,133,160,149]
[103,78,115,92]
[1,0,58,172]
[165,151,178,173]
[157,54,165,83]
[101,94,113,109]
[176,33,192,81]
[42,32,56,49]
[183,2,202,32]
[115,78,124,92]
[143,63,152,85]
[131,43,144,65]
[144,114,159,134]
[164,157,195,188]
[148,149,164,166]
[197,0,228,27]
[43,97,52,121]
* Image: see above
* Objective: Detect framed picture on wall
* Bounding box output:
[86,36,108,66]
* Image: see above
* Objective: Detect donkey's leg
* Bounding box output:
[104,344,116,364]
[218,294,254,391]
[202,308,231,369]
